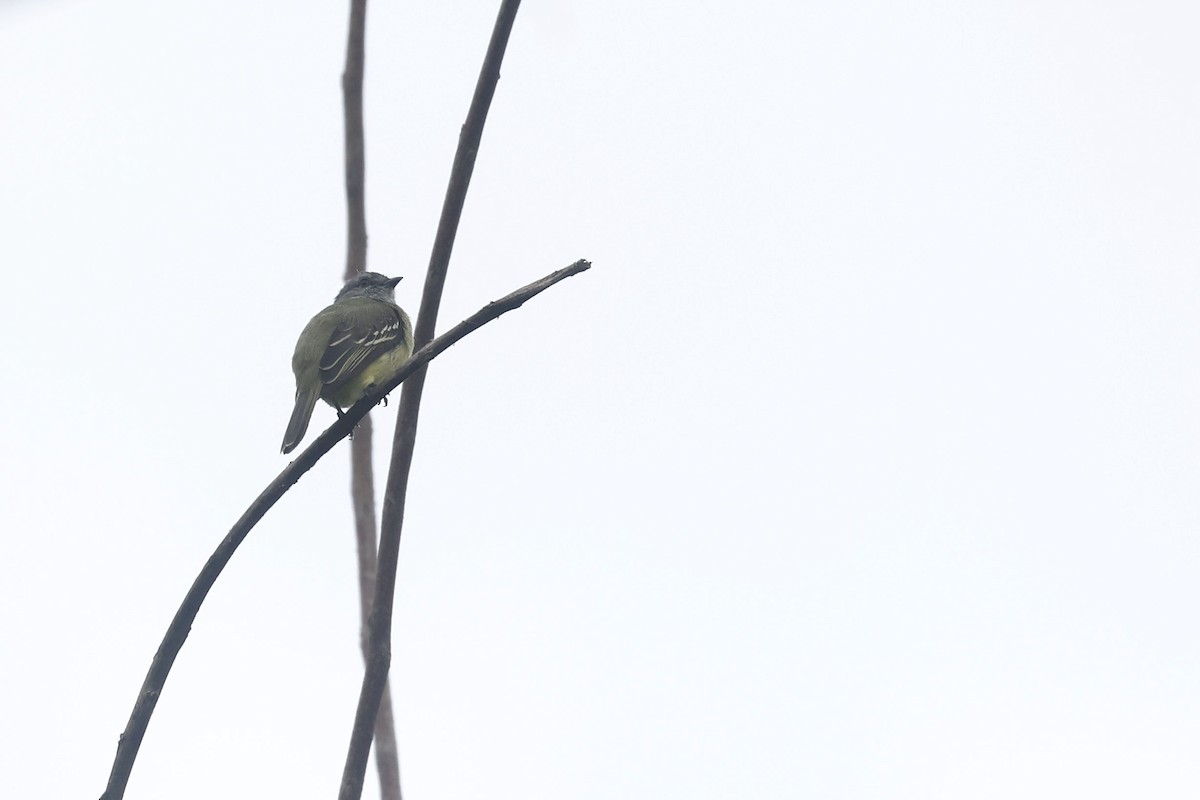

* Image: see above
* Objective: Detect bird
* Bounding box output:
[281,272,413,454]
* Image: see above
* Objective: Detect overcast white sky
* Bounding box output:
[2,1,1199,798]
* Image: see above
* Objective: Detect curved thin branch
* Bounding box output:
[97,258,589,800]
[337,2,524,797]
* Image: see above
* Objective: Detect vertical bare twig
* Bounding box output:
[336,2,524,799]
[342,0,368,277]
[340,1,403,798]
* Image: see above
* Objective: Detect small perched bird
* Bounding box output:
[281,272,413,454]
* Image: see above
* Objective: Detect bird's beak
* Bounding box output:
[388,276,403,288]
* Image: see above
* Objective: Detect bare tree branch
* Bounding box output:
[342,0,368,278]
[97,257,589,800]
[339,0,403,796]
[337,2,524,798]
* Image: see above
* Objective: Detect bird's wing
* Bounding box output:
[317,300,408,391]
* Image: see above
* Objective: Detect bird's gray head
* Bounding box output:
[336,272,403,302]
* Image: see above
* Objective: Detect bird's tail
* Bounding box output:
[281,387,320,454]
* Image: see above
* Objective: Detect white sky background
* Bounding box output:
[1,0,1198,797]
